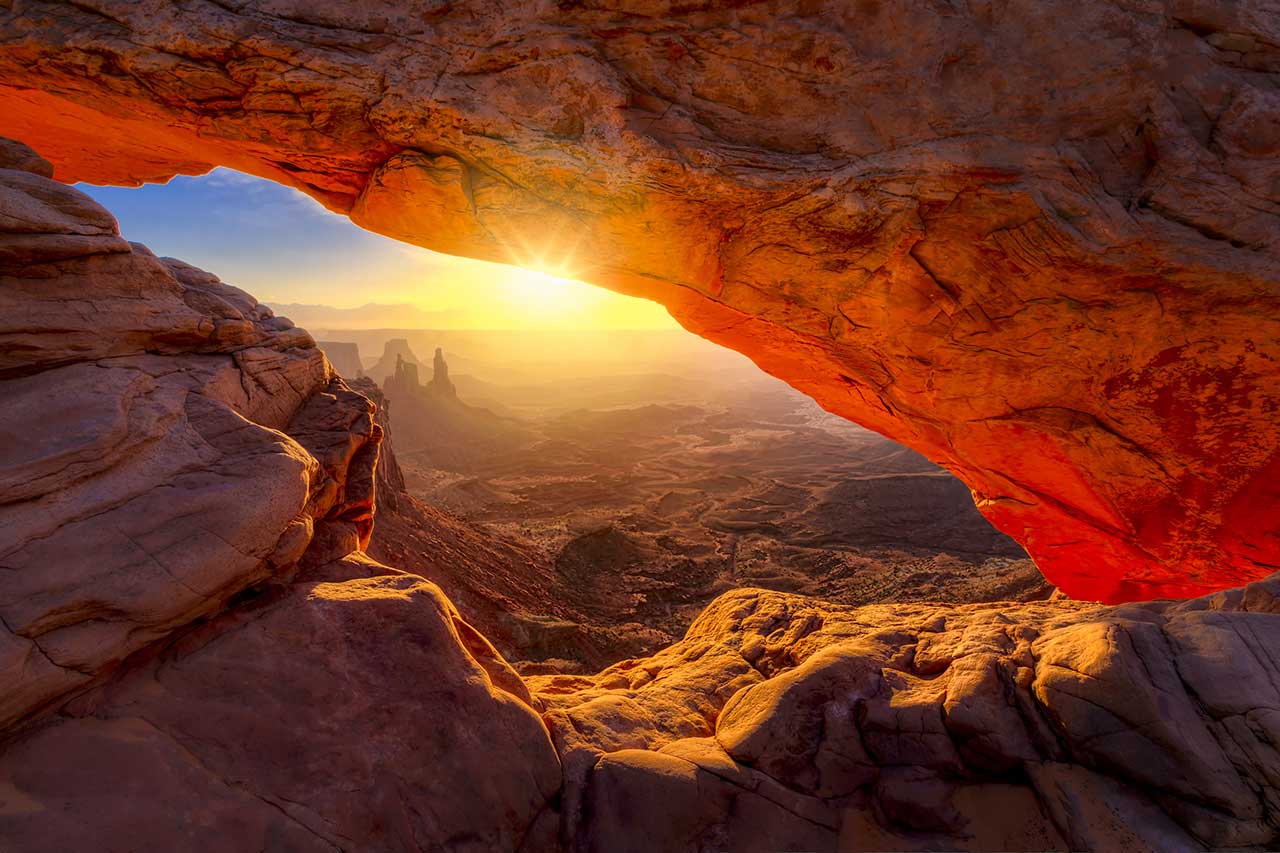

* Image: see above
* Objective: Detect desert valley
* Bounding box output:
[305,330,1047,670]
[1,2,1278,852]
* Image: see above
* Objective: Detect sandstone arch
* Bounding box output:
[2,0,1276,601]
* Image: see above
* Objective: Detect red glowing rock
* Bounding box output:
[2,1,1277,600]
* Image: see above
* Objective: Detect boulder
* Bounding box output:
[0,137,564,852]
[0,143,377,730]
[0,565,562,852]
[531,580,1280,850]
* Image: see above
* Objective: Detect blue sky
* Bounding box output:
[77,170,677,329]
[78,169,452,305]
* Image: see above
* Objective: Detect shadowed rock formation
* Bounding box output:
[0,567,562,852]
[316,339,364,379]
[429,346,457,398]
[349,377,406,513]
[4,135,1280,850]
[0,139,560,849]
[1,2,1277,600]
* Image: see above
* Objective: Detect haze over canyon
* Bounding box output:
[0,1,1277,851]
[305,331,1047,671]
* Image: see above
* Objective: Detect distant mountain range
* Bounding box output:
[266,301,464,330]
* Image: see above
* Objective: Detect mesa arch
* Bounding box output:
[1,0,1276,602]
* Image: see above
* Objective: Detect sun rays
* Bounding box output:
[77,169,678,331]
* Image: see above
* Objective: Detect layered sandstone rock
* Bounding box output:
[0,137,380,729]
[350,378,406,513]
[1,1,1277,600]
[532,575,1280,852]
[0,136,563,850]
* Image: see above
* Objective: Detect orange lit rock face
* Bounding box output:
[2,2,1277,601]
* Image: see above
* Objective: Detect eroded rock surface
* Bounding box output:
[0,135,563,851]
[0,137,386,729]
[1,1,1277,600]
[532,575,1280,852]
[0,562,561,852]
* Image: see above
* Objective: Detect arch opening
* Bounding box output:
[77,167,1047,673]
[5,17,1279,602]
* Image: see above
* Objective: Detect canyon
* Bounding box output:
[0,0,1278,849]
[2,129,1280,849]
[347,338,1047,671]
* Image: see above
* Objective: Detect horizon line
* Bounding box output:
[305,326,690,333]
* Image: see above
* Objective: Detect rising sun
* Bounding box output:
[486,263,677,330]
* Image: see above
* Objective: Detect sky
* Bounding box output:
[78,169,679,330]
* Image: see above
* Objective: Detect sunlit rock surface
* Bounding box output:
[1,2,1278,601]
[532,577,1280,852]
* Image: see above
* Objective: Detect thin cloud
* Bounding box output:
[202,167,264,188]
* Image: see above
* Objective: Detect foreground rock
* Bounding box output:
[0,137,561,850]
[0,561,561,852]
[0,138,387,730]
[1,2,1277,600]
[532,576,1280,852]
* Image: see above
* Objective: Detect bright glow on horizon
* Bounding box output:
[77,168,680,331]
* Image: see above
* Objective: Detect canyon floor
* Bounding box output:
[318,334,1052,672]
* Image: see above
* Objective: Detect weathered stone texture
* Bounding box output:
[532,576,1280,851]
